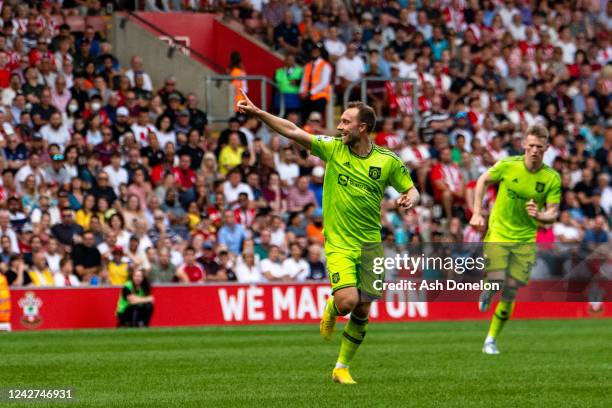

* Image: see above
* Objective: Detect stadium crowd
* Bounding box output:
[0,1,610,289]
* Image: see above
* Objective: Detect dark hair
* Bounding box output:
[229,51,242,69]
[60,256,72,269]
[109,213,125,229]
[130,268,151,295]
[155,113,173,130]
[346,101,376,133]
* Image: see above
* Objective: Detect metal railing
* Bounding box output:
[343,76,419,126]
[205,75,285,123]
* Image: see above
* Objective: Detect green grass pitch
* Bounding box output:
[1,319,610,407]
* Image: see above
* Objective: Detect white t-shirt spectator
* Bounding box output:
[400,145,430,166]
[556,40,577,64]
[398,61,416,79]
[223,180,254,204]
[40,123,71,147]
[270,228,286,249]
[45,253,62,274]
[553,222,581,242]
[489,147,508,162]
[104,164,129,194]
[601,186,612,215]
[15,166,47,193]
[234,258,263,283]
[281,257,310,282]
[131,123,157,147]
[30,207,61,225]
[156,130,176,149]
[336,55,366,83]
[324,38,347,59]
[54,272,80,287]
[277,162,299,186]
[260,258,283,280]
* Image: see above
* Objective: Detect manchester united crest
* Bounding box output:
[368,166,381,180]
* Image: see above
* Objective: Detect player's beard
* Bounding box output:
[339,131,359,146]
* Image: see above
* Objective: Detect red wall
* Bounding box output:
[134,13,283,77]
[8,283,612,331]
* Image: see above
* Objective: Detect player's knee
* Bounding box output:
[501,282,519,301]
[335,297,358,315]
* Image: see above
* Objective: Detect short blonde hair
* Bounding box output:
[525,124,549,142]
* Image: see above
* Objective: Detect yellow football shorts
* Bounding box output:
[483,232,536,284]
[325,243,385,296]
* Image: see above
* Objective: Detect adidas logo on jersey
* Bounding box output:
[343,161,350,167]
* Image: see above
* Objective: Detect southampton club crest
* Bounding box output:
[18,291,43,328]
[535,182,545,193]
[368,166,381,180]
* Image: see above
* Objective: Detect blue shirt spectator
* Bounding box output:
[218,210,247,255]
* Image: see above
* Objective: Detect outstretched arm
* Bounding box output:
[237,89,313,150]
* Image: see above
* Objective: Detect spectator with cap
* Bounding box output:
[198,241,228,281]
[158,75,184,105]
[174,109,192,135]
[45,152,70,189]
[430,146,465,220]
[108,246,130,286]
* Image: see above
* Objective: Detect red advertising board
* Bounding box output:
[8,283,611,331]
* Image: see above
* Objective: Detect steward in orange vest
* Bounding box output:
[299,44,332,123]
[0,273,11,331]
